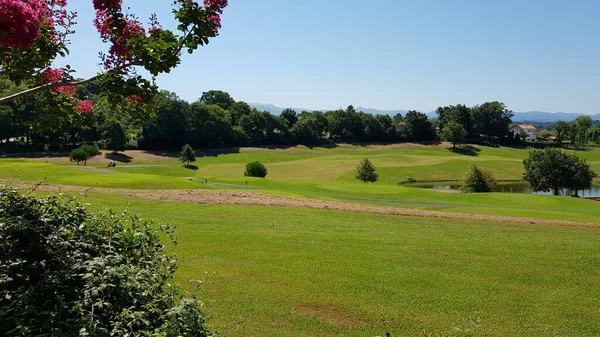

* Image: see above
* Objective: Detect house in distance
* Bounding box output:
[509,124,538,141]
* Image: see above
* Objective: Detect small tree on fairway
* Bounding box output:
[244,161,268,178]
[355,158,378,183]
[79,145,100,165]
[442,121,467,148]
[69,148,88,166]
[523,148,597,196]
[179,144,196,167]
[460,165,497,193]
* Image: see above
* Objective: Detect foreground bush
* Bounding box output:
[460,165,497,193]
[0,186,212,337]
[244,161,268,178]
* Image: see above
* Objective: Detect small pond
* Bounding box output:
[408,181,600,197]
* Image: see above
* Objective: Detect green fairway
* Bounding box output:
[81,192,600,337]
[2,144,600,222]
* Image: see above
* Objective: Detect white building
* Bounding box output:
[509,124,538,141]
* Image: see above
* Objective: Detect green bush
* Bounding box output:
[244,161,267,178]
[69,148,88,166]
[460,165,497,193]
[69,145,100,166]
[0,186,213,337]
[79,144,100,158]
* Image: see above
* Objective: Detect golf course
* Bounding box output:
[2,143,600,336]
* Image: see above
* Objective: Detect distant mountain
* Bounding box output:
[355,106,408,116]
[512,111,600,122]
[249,103,313,115]
[250,103,599,122]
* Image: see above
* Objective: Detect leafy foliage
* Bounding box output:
[179,144,197,166]
[442,121,467,148]
[69,144,100,166]
[69,148,88,166]
[460,165,497,193]
[244,161,267,178]
[0,186,213,337]
[101,120,127,153]
[355,158,378,183]
[523,148,597,195]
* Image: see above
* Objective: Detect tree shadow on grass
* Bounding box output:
[183,164,199,170]
[448,145,481,157]
[105,152,133,163]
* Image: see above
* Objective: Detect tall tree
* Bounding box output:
[471,101,513,142]
[101,120,127,153]
[442,121,467,148]
[189,102,234,148]
[436,104,473,136]
[140,91,190,150]
[228,101,252,126]
[554,121,571,142]
[403,110,435,141]
[199,90,235,110]
[280,108,298,128]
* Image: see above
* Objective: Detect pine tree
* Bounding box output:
[355,158,378,183]
[179,144,196,167]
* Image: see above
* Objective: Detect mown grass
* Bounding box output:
[79,192,600,337]
[2,144,600,221]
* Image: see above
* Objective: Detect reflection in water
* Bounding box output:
[413,182,600,197]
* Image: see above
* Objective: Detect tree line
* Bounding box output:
[0,87,538,152]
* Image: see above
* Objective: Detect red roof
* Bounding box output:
[513,124,537,130]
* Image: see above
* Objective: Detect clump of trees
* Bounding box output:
[179,144,197,167]
[69,144,100,166]
[460,166,497,193]
[551,117,600,146]
[523,148,597,196]
[355,158,378,183]
[0,186,213,336]
[244,161,268,178]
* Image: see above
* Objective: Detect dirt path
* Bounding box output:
[4,181,599,228]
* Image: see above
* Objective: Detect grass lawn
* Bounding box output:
[3,144,600,222]
[81,192,600,337]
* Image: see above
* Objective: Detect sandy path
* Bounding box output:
[4,181,599,228]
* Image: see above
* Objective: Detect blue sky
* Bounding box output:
[61,0,599,114]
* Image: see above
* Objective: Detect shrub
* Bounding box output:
[0,186,213,337]
[244,161,267,178]
[355,158,378,183]
[69,148,88,166]
[80,144,100,158]
[460,165,497,193]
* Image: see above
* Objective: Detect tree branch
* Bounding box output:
[0,75,101,105]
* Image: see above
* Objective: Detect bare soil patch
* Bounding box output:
[15,150,177,164]
[6,181,600,228]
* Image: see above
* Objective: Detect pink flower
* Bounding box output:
[54,85,76,96]
[41,68,64,83]
[75,100,94,115]
[125,94,142,107]
[0,0,43,48]
[92,0,122,12]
